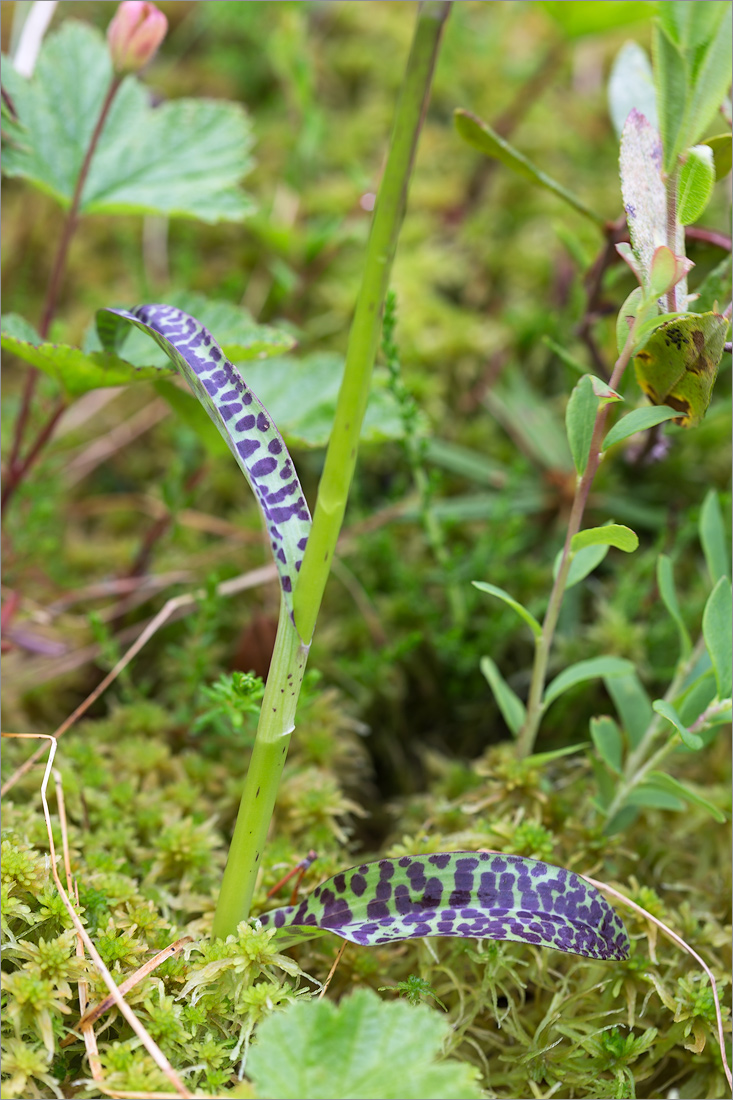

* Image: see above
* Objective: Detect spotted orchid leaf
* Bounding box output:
[258,851,630,962]
[97,304,310,618]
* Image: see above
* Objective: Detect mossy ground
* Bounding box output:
[2,3,730,1098]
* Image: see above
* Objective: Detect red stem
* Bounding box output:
[3,74,123,518]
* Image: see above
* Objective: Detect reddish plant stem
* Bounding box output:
[516,328,637,758]
[3,74,123,517]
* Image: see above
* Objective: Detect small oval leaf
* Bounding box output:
[571,524,639,553]
[473,582,542,638]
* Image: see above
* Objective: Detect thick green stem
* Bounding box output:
[212,599,309,939]
[293,1,451,644]
[212,4,449,938]
[516,331,637,758]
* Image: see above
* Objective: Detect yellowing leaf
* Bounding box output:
[633,311,729,426]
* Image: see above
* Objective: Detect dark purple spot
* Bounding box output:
[256,412,269,431]
[237,439,260,460]
[351,874,367,897]
[268,439,283,455]
[235,414,256,432]
[251,457,278,478]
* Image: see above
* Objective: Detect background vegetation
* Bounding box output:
[2,2,730,1098]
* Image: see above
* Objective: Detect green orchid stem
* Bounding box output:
[212,1,450,939]
[516,330,637,759]
[212,598,309,940]
[293,0,451,644]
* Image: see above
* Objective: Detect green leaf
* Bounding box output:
[656,554,692,658]
[615,287,660,355]
[677,665,716,727]
[1,318,173,397]
[604,671,653,747]
[453,109,605,225]
[626,784,686,811]
[653,25,689,174]
[699,490,731,584]
[603,405,680,448]
[571,524,639,554]
[678,145,716,225]
[480,656,526,735]
[97,305,311,617]
[472,582,542,639]
[628,311,691,355]
[555,542,610,589]
[694,255,733,314]
[258,852,630,961]
[2,22,255,223]
[702,133,733,180]
[565,374,598,475]
[424,438,506,486]
[657,1,727,51]
[590,716,624,774]
[242,355,407,448]
[702,575,733,699]
[484,371,573,473]
[247,988,483,1100]
[608,41,658,139]
[652,698,704,750]
[541,1,652,39]
[646,772,727,822]
[633,312,729,428]
[682,6,733,154]
[543,656,635,709]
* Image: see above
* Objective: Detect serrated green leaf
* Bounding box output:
[480,656,526,735]
[1,326,173,397]
[656,554,692,658]
[565,374,598,475]
[678,145,716,225]
[259,852,630,961]
[702,575,733,699]
[604,671,653,747]
[652,698,704,750]
[590,715,624,774]
[603,405,680,448]
[571,524,639,554]
[646,771,726,822]
[543,656,634,709]
[454,109,605,225]
[247,988,483,1100]
[2,22,255,223]
[699,490,731,584]
[608,41,658,139]
[472,582,542,638]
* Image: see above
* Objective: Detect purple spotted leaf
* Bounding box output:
[258,851,630,962]
[97,304,310,618]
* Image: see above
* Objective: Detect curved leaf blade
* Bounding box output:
[571,524,639,554]
[603,405,680,448]
[454,109,605,225]
[544,656,635,709]
[97,304,311,617]
[473,581,542,638]
[258,852,630,961]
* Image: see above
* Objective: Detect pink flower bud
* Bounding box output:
[107,1,168,74]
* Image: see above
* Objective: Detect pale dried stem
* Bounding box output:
[318,940,347,1000]
[584,874,732,1091]
[2,733,194,1099]
[65,936,194,1039]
